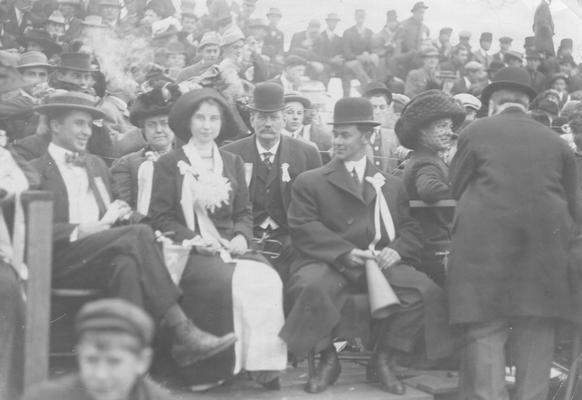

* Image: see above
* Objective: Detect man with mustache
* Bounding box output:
[222,82,322,281]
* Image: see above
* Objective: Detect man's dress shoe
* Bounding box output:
[304,349,341,393]
[372,350,406,395]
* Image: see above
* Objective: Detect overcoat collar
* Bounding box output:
[322,157,380,205]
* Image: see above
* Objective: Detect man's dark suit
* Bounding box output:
[314,30,344,87]
[30,151,180,322]
[279,158,456,360]
[110,147,149,209]
[449,107,580,399]
[222,134,322,279]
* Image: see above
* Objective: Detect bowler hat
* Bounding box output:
[17,51,53,70]
[328,97,380,127]
[76,299,154,346]
[480,32,492,42]
[18,29,62,56]
[169,88,242,143]
[248,82,285,112]
[411,1,428,12]
[129,83,181,126]
[35,91,105,119]
[361,81,393,104]
[198,31,222,49]
[481,66,537,105]
[499,36,512,44]
[396,90,465,150]
[559,38,573,50]
[266,7,282,17]
[284,92,311,109]
[58,52,97,72]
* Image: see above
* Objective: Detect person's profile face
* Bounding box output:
[77,332,150,400]
[332,124,369,162]
[51,110,94,152]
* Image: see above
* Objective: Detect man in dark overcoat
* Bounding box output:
[29,91,236,370]
[222,83,322,281]
[449,66,580,400]
[280,97,456,395]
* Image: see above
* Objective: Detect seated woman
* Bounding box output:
[396,90,466,287]
[149,88,287,391]
[111,83,181,215]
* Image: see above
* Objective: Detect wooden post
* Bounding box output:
[22,191,53,389]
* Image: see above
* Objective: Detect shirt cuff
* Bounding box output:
[69,227,79,242]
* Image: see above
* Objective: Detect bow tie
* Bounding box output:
[65,152,87,167]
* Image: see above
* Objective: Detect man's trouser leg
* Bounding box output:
[458,319,509,400]
[511,317,555,400]
[345,59,372,87]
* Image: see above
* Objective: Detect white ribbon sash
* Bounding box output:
[136,151,159,215]
[365,173,396,250]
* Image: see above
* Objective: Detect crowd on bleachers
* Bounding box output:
[1,0,582,399]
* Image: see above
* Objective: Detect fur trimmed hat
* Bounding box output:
[395,90,466,150]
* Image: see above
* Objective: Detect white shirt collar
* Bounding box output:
[256,138,280,163]
[48,142,76,165]
[344,155,367,182]
[326,29,336,38]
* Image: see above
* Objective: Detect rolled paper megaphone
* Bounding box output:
[366,258,400,319]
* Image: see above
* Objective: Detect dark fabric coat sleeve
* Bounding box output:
[342,29,356,61]
[415,161,451,202]
[230,154,253,243]
[307,144,323,169]
[288,174,355,265]
[149,154,197,242]
[110,155,132,205]
[450,131,477,199]
[386,179,423,266]
[561,143,582,225]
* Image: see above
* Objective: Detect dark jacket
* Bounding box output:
[533,1,555,56]
[314,30,343,63]
[341,25,374,61]
[110,147,149,208]
[449,107,580,324]
[22,374,174,400]
[149,147,252,244]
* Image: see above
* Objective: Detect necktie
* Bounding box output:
[351,167,360,185]
[262,152,273,170]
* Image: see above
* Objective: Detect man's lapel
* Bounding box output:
[324,158,365,203]
[278,135,293,208]
[40,153,70,222]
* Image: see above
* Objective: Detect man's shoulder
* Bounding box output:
[22,374,84,400]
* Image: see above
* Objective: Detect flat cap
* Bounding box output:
[75,299,154,346]
[459,30,471,39]
[499,36,513,44]
[464,61,484,71]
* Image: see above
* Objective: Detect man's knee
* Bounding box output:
[288,263,347,301]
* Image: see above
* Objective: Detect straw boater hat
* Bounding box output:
[129,84,181,127]
[329,97,380,127]
[395,89,466,150]
[35,91,106,119]
[17,51,53,70]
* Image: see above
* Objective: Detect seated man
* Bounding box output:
[280,97,456,394]
[22,299,173,400]
[30,91,236,369]
[111,84,181,214]
[222,83,322,280]
[177,31,222,83]
[271,55,308,93]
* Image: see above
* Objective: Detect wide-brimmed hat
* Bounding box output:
[18,29,62,56]
[247,82,285,112]
[35,91,105,119]
[481,66,537,105]
[266,7,282,17]
[284,92,311,109]
[169,88,242,143]
[361,81,393,103]
[396,90,465,150]
[58,52,98,72]
[198,31,222,49]
[17,51,53,70]
[411,1,428,12]
[129,83,181,126]
[328,97,380,127]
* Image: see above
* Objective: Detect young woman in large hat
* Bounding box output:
[396,89,465,286]
[149,88,287,391]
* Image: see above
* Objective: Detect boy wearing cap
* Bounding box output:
[22,299,174,400]
[281,96,455,395]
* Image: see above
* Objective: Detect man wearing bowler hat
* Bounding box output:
[22,299,174,400]
[280,96,456,395]
[28,91,237,369]
[449,66,581,400]
[222,83,321,280]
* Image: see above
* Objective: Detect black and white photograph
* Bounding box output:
[0,0,582,399]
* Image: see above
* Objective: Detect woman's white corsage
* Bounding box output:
[281,163,291,183]
[177,160,231,213]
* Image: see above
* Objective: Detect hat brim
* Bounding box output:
[481,80,537,105]
[284,95,311,109]
[17,63,54,70]
[35,103,106,119]
[57,65,98,72]
[328,120,381,126]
